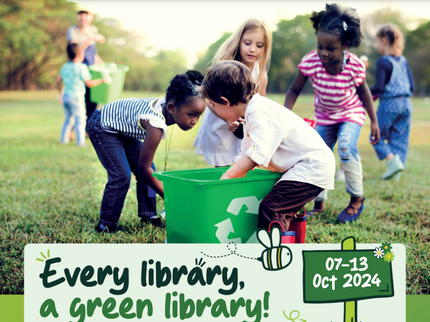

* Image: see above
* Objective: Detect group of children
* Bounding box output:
[57,3,414,234]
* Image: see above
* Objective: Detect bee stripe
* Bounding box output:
[268,249,272,269]
[271,248,278,269]
[278,247,282,267]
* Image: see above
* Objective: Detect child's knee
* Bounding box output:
[338,133,357,162]
[109,172,132,187]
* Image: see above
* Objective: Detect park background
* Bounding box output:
[0,0,429,320]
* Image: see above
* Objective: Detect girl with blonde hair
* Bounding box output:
[194,18,272,167]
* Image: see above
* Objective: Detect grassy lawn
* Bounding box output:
[0,90,429,295]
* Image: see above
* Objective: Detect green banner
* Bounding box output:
[303,249,394,303]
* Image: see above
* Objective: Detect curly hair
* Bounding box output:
[310,3,363,47]
[165,70,204,108]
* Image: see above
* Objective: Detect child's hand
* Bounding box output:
[94,33,106,44]
[370,121,380,145]
[228,121,240,132]
[227,117,243,132]
[102,76,111,84]
[57,94,63,105]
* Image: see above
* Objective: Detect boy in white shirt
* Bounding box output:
[202,60,336,231]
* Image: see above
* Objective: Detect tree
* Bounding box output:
[404,21,430,96]
[0,0,76,90]
[268,14,315,93]
[194,32,232,73]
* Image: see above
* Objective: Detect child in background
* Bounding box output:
[203,60,335,232]
[57,43,107,147]
[194,18,272,167]
[370,24,414,180]
[284,3,380,223]
[87,71,206,233]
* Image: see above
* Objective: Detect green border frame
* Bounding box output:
[0,295,428,321]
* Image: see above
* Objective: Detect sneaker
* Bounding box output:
[337,197,365,223]
[382,155,404,180]
[141,216,166,228]
[94,222,117,233]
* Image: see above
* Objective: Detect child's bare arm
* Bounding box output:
[357,81,380,145]
[84,77,109,88]
[221,155,257,180]
[56,75,63,92]
[56,75,63,104]
[284,71,308,110]
[138,120,165,198]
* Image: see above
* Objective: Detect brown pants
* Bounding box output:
[258,180,323,231]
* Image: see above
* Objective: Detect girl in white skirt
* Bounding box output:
[194,18,272,166]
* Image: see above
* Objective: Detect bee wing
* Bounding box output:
[270,226,282,247]
[257,229,272,248]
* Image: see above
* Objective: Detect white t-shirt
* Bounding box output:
[234,94,335,190]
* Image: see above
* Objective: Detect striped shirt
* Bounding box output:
[298,51,366,126]
[100,97,168,140]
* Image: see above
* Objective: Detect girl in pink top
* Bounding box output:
[284,3,380,223]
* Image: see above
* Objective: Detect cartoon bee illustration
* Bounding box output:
[257,225,293,271]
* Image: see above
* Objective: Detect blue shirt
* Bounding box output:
[370,56,415,96]
[60,62,92,102]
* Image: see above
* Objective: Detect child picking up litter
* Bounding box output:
[202,60,335,232]
[284,3,380,223]
[194,18,272,167]
[57,43,108,147]
[370,24,414,180]
[88,71,206,233]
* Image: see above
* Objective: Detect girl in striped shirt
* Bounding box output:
[87,71,206,233]
[284,3,380,223]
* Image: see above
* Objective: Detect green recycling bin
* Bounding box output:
[88,63,129,104]
[153,168,282,244]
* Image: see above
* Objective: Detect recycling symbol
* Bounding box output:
[214,196,261,244]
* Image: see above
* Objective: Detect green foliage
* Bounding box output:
[0,91,429,294]
[1,3,429,95]
[404,21,430,96]
[93,17,188,92]
[268,15,316,93]
[0,0,76,89]
[0,1,187,92]
[193,32,232,73]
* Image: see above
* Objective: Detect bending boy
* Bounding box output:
[202,60,335,231]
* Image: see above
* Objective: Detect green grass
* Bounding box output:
[0,90,429,295]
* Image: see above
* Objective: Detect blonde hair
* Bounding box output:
[376,23,404,56]
[211,18,272,86]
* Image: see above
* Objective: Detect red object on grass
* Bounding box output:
[268,221,296,244]
[288,206,307,243]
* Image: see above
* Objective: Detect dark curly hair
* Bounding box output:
[165,70,204,108]
[310,3,363,47]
